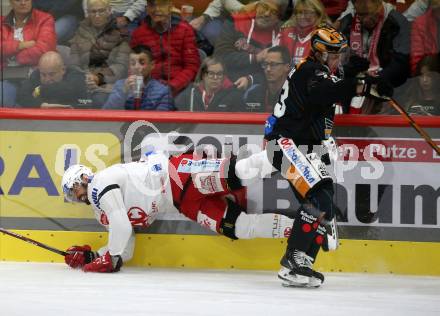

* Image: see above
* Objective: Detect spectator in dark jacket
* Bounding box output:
[175,56,245,112]
[17,51,90,108]
[130,0,200,95]
[214,0,287,91]
[243,46,290,112]
[338,0,410,114]
[103,45,174,110]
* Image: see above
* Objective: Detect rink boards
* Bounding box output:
[0,110,439,275]
[1,230,440,275]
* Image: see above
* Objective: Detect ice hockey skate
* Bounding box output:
[278,249,324,288]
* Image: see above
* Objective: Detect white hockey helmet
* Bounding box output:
[61,164,93,202]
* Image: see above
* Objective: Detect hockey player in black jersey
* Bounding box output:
[234,25,393,288]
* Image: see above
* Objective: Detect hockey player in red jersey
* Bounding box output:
[61,151,294,273]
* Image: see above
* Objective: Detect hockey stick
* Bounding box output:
[388,98,440,156]
[0,228,67,256]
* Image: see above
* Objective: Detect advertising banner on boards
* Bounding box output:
[0,117,439,242]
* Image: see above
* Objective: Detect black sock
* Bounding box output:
[287,205,319,252]
[306,224,326,260]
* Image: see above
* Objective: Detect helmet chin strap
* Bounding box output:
[321,52,328,63]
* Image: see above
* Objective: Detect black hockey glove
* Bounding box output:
[343,55,370,78]
[361,76,394,101]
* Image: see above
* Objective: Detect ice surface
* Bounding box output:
[0,262,439,316]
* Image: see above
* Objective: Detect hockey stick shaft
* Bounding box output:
[388,98,440,156]
[0,228,67,256]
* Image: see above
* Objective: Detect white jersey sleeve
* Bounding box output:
[97,231,136,261]
[96,186,134,260]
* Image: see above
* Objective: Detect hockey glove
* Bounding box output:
[343,55,370,78]
[321,136,338,165]
[264,115,277,136]
[361,76,394,101]
[82,251,123,273]
[65,245,98,268]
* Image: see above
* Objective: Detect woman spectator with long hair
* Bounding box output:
[396,55,440,116]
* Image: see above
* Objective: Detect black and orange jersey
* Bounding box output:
[265,57,358,145]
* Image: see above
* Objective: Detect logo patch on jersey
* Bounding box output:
[264,115,277,136]
[177,158,222,173]
[127,206,149,227]
[152,163,162,172]
[193,173,224,194]
[100,211,109,225]
[92,188,102,210]
[197,212,217,232]
[278,138,318,186]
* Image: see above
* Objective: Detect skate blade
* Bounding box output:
[280,277,322,288]
[281,281,321,288]
[278,269,310,287]
[278,268,321,288]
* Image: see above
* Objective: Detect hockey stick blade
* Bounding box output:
[0,228,67,256]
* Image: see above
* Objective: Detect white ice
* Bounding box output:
[0,262,439,316]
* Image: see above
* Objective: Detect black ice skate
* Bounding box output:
[278,249,324,288]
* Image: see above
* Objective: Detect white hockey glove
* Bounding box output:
[322,136,338,164]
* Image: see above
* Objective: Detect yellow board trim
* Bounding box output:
[1,230,440,276]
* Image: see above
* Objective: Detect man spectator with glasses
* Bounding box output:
[69,0,130,106]
[243,45,291,112]
[175,56,245,111]
[82,0,147,32]
[214,0,288,92]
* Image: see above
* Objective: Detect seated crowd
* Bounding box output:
[1,0,439,115]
